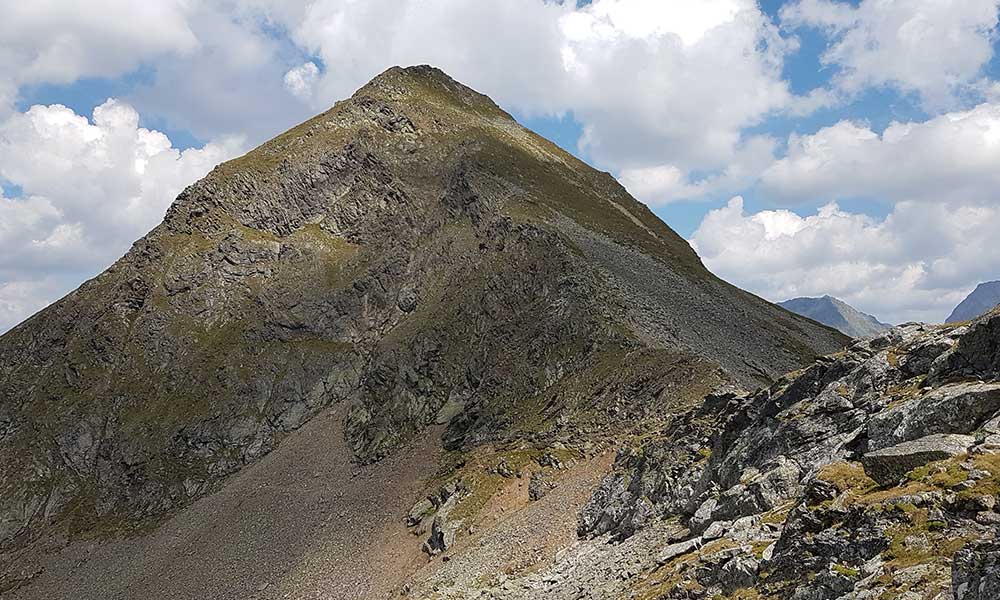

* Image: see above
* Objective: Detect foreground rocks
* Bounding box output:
[415,309,1000,599]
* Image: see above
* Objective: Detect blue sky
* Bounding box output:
[2,0,1000,330]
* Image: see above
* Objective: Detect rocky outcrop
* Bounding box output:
[431,310,1000,599]
[953,540,1000,599]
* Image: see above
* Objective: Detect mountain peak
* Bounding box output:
[779,295,891,338]
[354,65,511,118]
[0,67,846,586]
[947,280,1000,323]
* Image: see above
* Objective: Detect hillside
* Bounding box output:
[0,66,847,598]
[779,295,891,338]
[948,281,1000,323]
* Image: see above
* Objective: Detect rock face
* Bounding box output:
[953,540,1000,599]
[778,295,891,338]
[948,280,1000,323]
[0,65,846,563]
[420,308,1000,600]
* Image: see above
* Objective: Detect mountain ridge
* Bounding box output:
[778,295,891,338]
[948,280,1000,323]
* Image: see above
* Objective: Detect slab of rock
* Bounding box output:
[861,434,975,486]
[656,537,703,565]
[866,382,1000,452]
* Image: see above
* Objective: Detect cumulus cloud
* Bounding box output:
[0,0,198,113]
[126,4,317,143]
[557,0,796,171]
[760,102,1000,205]
[620,135,779,204]
[710,101,1000,324]
[690,197,1000,324]
[284,62,320,100]
[0,1,826,194]
[0,100,243,331]
[781,0,1000,108]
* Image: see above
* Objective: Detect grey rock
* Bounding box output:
[528,472,556,501]
[861,434,975,486]
[701,520,730,540]
[407,498,435,527]
[866,382,1000,452]
[931,308,1000,381]
[656,537,702,564]
[953,540,1000,599]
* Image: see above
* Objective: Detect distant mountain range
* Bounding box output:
[778,295,892,338]
[947,281,1000,323]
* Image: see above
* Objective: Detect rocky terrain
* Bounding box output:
[948,281,1000,324]
[779,296,891,338]
[412,307,1000,600]
[0,66,846,598]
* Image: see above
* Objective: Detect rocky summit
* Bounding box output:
[7,65,992,600]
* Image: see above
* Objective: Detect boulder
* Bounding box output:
[656,536,703,565]
[931,309,1000,382]
[866,382,1000,452]
[861,434,974,486]
[528,472,556,501]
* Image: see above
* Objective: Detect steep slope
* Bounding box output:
[779,295,891,338]
[0,66,845,592]
[948,280,1000,323]
[425,308,1000,600]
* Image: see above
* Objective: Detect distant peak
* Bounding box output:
[946,280,1000,323]
[778,295,891,338]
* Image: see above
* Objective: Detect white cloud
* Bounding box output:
[0,0,198,113]
[0,1,817,192]
[284,61,320,100]
[287,0,571,114]
[559,0,741,47]
[761,102,1000,205]
[781,0,1000,109]
[126,3,317,143]
[619,135,779,204]
[0,100,243,331]
[556,0,797,171]
[691,197,1000,324]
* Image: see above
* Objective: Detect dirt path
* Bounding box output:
[8,407,443,600]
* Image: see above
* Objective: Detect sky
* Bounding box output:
[1,0,1000,331]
